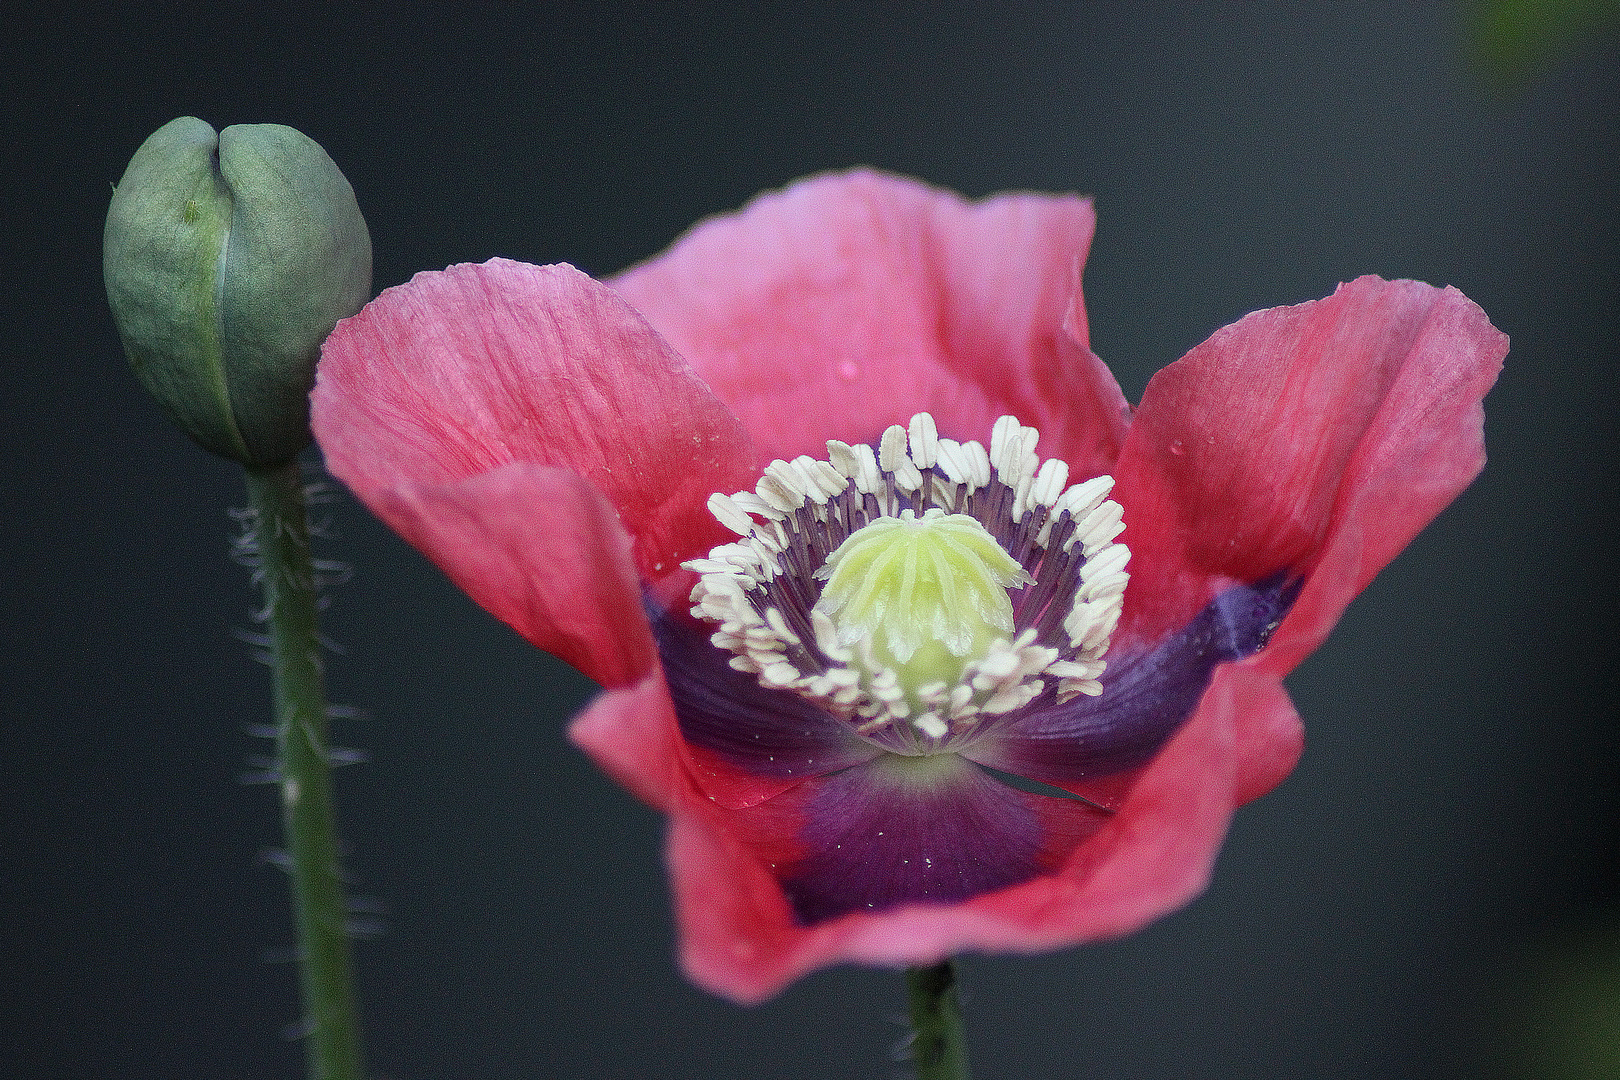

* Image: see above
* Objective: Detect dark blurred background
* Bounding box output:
[3,4,1617,1078]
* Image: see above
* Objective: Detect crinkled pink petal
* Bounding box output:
[1255,288,1509,678]
[1112,276,1507,649]
[312,258,757,579]
[610,170,1128,477]
[374,464,654,689]
[666,658,1256,1004]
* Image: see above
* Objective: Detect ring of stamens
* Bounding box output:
[683,413,1130,750]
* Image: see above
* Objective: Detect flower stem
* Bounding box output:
[907,960,973,1080]
[245,461,364,1080]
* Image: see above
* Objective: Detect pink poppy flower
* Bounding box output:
[311,171,1506,1004]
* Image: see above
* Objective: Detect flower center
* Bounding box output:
[813,509,1030,711]
[683,412,1130,753]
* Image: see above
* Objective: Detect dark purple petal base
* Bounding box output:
[968,575,1300,780]
[652,604,877,780]
[782,754,1097,924]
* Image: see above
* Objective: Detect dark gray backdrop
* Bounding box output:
[4,5,1616,1078]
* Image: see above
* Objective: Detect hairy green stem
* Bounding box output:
[907,960,972,1080]
[245,461,363,1080]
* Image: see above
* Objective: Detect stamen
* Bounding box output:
[682,412,1131,748]
[758,460,807,513]
[707,492,756,536]
[907,412,939,469]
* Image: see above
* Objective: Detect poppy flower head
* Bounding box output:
[311,170,1506,1003]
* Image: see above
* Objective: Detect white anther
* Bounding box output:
[772,458,815,499]
[879,424,909,472]
[697,573,748,607]
[717,542,766,570]
[870,671,903,699]
[693,595,730,623]
[1074,500,1126,553]
[1011,474,1037,522]
[981,681,1044,715]
[767,459,807,495]
[746,541,783,578]
[989,416,1020,474]
[962,440,992,488]
[1030,457,1069,510]
[758,462,807,512]
[1072,598,1122,651]
[707,493,755,536]
[833,682,865,707]
[730,490,785,521]
[1082,572,1129,603]
[933,438,973,486]
[1053,475,1114,521]
[990,416,1039,485]
[925,472,958,506]
[971,647,1022,685]
[683,557,740,577]
[810,609,850,663]
[826,440,861,479]
[746,526,782,557]
[796,455,847,502]
[770,517,795,548]
[879,424,923,493]
[1061,596,1097,644]
[1045,659,1104,681]
[1056,678,1104,702]
[913,714,949,739]
[849,443,883,494]
[743,622,784,646]
[1080,542,1131,584]
[908,412,939,469]
[809,666,859,694]
[759,661,802,688]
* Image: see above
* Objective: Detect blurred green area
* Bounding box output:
[1506,926,1620,1080]
[1470,0,1620,88]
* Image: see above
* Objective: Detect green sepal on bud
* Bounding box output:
[104,117,371,466]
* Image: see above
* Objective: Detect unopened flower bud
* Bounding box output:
[104,116,372,466]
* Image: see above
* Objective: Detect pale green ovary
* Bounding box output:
[814,509,1032,705]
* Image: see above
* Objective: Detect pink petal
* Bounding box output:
[610,170,1128,477]
[375,464,655,689]
[313,259,758,579]
[1225,662,1305,805]
[1112,277,1507,649]
[568,668,684,812]
[666,660,1256,1004]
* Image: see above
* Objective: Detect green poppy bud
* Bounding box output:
[104,117,372,466]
